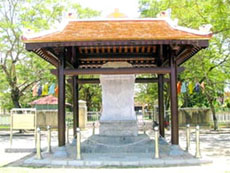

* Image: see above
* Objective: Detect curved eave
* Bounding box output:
[25,39,210,51]
[22,18,212,47]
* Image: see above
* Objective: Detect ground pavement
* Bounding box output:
[0,125,229,173]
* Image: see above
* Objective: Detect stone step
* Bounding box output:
[81,144,154,153]
[83,134,152,145]
[78,134,160,153]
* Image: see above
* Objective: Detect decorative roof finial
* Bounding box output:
[21,28,34,40]
[157,8,171,18]
[66,11,76,19]
[199,24,212,33]
[107,8,127,18]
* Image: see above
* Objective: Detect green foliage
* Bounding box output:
[0,0,100,110]
[79,83,102,111]
[135,77,158,110]
[138,0,230,111]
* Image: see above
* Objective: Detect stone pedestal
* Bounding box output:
[99,74,138,136]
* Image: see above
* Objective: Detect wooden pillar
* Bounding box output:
[170,56,179,145]
[72,76,79,137]
[158,74,165,137]
[58,52,66,146]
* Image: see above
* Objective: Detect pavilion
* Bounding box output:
[22,11,212,147]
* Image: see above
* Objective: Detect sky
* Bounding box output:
[74,0,140,18]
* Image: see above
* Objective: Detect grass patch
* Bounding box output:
[0,125,10,130]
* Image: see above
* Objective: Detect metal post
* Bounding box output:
[10,130,13,146]
[76,128,81,160]
[92,122,95,135]
[154,126,159,159]
[47,126,51,153]
[186,124,190,151]
[10,112,13,146]
[66,122,69,144]
[36,127,42,159]
[143,122,146,134]
[195,125,201,158]
[34,127,37,149]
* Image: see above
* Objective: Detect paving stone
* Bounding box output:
[164,159,185,166]
[24,158,34,164]
[141,159,164,166]
[138,160,155,166]
[5,148,36,153]
[103,161,121,166]
[53,146,68,158]
[32,158,51,165]
[169,145,185,156]
[121,161,139,166]
[68,160,85,166]
[84,160,103,167]
[51,160,68,166]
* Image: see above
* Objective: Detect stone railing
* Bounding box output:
[215,111,230,123]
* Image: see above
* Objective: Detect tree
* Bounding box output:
[79,83,102,111]
[138,0,230,130]
[0,0,100,109]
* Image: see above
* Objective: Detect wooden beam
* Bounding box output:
[53,67,172,76]
[25,40,209,50]
[51,67,184,76]
[176,47,201,66]
[67,78,170,84]
[58,52,66,147]
[79,57,155,61]
[79,53,155,58]
[170,55,179,145]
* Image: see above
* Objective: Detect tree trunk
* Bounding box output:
[209,100,218,130]
[11,88,21,108]
[84,87,92,111]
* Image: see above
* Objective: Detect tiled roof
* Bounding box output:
[22,19,212,43]
[30,95,58,105]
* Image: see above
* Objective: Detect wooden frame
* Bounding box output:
[24,28,210,146]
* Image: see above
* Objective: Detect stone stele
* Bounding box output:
[99,62,138,136]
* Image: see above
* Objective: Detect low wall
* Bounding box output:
[215,111,230,127]
[178,108,212,126]
[37,110,58,128]
[0,114,10,125]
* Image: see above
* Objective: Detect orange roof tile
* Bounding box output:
[30,95,58,105]
[22,19,212,43]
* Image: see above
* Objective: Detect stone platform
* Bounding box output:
[80,134,154,153]
[23,133,212,167]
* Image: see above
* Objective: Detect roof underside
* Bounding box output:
[23,19,211,69]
